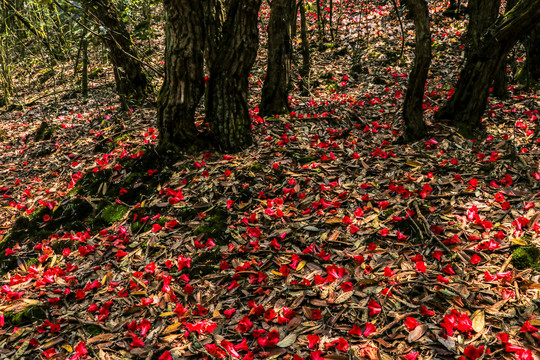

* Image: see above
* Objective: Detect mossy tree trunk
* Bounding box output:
[206,0,262,152]
[436,0,540,137]
[403,0,431,141]
[157,0,206,153]
[81,0,148,107]
[259,0,295,117]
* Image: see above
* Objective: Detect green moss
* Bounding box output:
[351,63,366,74]
[333,47,348,56]
[130,221,146,234]
[100,204,128,224]
[124,172,145,186]
[319,71,334,80]
[77,168,115,196]
[38,68,55,84]
[194,207,229,244]
[60,198,94,222]
[297,154,319,165]
[5,305,47,326]
[88,67,104,80]
[26,258,39,267]
[512,246,540,270]
[34,121,49,141]
[189,246,222,276]
[86,324,103,336]
[174,206,198,222]
[249,163,265,172]
[433,42,445,51]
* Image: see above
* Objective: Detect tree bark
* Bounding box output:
[299,0,311,93]
[436,0,540,137]
[157,0,206,152]
[81,0,148,107]
[317,0,324,41]
[403,0,431,141]
[206,0,262,152]
[259,0,295,117]
[524,22,540,82]
[202,0,225,72]
[492,0,518,98]
[527,25,540,81]
[466,0,500,58]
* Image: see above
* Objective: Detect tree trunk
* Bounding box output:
[403,0,431,140]
[299,0,311,94]
[436,0,540,137]
[316,0,324,41]
[524,22,540,82]
[81,36,89,99]
[259,0,295,117]
[202,0,225,72]
[206,0,262,152]
[466,0,500,58]
[492,0,518,98]
[157,0,206,153]
[81,0,148,107]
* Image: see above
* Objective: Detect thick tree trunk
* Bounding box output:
[403,0,431,140]
[157,0,205,152]
[524,23,540,82]
[202,0,225,71]
[492,62,508,98]
[492,0,518,98]
[81,0,148,107]
[206,0,262,152]
[259,0,295,117]
[466,0,500,58]
[436,0,540,136]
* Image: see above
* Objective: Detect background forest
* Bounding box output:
[0,0,540,359]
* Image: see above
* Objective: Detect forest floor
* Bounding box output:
[1,1,540,360]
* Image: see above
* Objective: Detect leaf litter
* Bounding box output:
[0,1,539,360]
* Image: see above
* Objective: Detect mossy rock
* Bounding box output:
[351,63,366,74]
[174,206,199,222]
[333,47,348,57]
[100,204,128,224]
[130,221,149,234]
[86,324,103,336]
[26,258,40,267]
[88,67,104,80]
[194,207,229,244]
[188,246,222,276]
[0,207,48,257]
[319,71,334,80]
[4,305,47,326]
[295,154,319,165]
[34,121,49,141]
[433,42,445,51]
[249,162,265,172]
[60,198,94,221]
[512,245,540,270]
[38,69,55,84]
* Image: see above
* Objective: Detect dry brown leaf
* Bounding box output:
[407,324,428,343]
